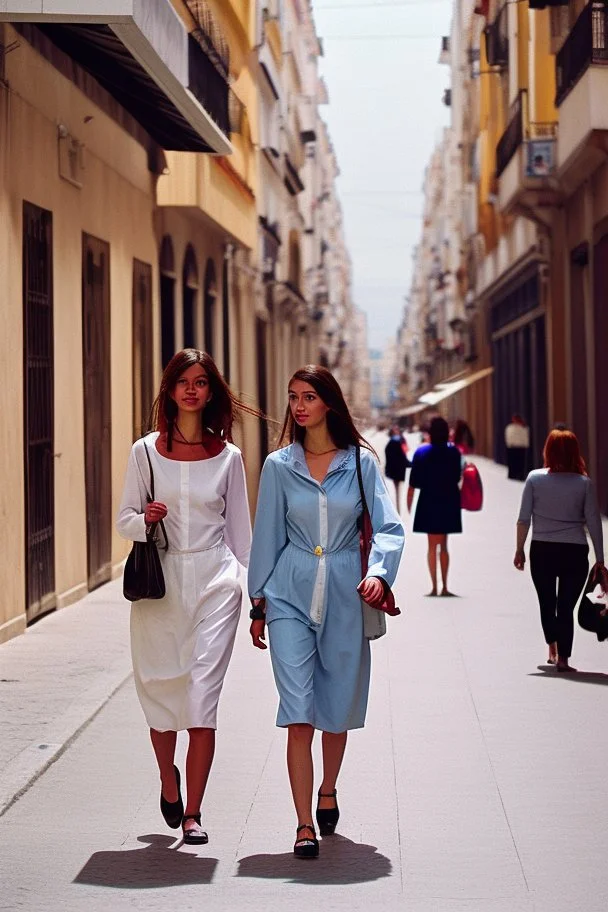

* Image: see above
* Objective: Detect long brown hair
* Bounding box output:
[543,429,587,475]
[278,365,373,452]
[151,349,262,450]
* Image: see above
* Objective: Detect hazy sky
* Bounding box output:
[311,0,453,350]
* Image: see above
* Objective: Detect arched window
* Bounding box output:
[204,258,217,357]
[182,244,199,349]
[159,235,175,368]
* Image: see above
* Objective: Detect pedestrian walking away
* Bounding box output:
[116,348,257,845]
[505,414,530,480]
[514,428,608,672]
[384,424,410,511]
[247,365,404,859]
[452,418,475,456]
[406,416,462,597]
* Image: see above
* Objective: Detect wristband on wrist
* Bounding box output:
[249,597,266,621]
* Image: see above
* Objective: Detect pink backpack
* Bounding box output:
[461,462,483,511]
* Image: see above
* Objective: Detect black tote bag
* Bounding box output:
[577,568,608,643]
[123,441,168,602]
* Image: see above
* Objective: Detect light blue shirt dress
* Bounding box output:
[248,443,405,733]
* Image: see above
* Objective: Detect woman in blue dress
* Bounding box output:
[406,416,462,597]
[248,366,404,859]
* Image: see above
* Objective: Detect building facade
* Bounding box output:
[0,0,363,644]
[398,0,608,492]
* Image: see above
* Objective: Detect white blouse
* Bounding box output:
[116,432,251,566]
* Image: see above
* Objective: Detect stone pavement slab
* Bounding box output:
[2,442,608,911]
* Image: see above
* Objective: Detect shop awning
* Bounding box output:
[1,1,232,154]
[397,366,494,417]
[398,402,428,417]
[418,366,494,406]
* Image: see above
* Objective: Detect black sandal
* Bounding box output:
[160,765,183,830]
[182,813,209,845]
[294,823,319,859]
[316,789,339,836]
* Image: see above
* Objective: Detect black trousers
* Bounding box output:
[506,447,527,480]
[529,541,589,658]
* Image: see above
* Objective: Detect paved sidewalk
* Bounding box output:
[2,444,608,912]
[0,579,132,815]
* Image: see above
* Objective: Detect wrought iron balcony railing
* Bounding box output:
[496,90,526,177]
[185,0,231,135]
[484,1,509,68]
[556,0,608,106]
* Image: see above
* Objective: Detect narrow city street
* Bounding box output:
[2,443,608,912]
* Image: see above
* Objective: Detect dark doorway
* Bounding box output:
[204,258,217,357]
[82,234,112,591]
[493,316,547,472]
[23,202,56,623]
[491,272,547,471]
[593,233,608,513]
[132,259,154,439]
[256,316,269,463]
[182,245,199,349]
[160,235,176,368]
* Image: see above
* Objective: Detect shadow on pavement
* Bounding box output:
[236,834,392,885]
[530,667,608,686]
[74,834,218,888]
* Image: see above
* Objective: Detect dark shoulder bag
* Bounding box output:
[123,441,168,602]
[356,446,401,621]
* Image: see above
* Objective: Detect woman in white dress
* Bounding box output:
[117,349,254,844]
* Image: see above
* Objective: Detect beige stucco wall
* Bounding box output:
[0,72,26,643]
[155,207,226,368]
[1,28,159,639]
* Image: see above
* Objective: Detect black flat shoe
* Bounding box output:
[160,765,183,829]
[294,823,319,859]
[316,789,339,836]
[182,813,209,845]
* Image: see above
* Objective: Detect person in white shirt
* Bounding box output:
[505,413,530,480]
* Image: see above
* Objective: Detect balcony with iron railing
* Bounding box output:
[496,89,560,216]
[0,0,233,153]
[496,91,526,178]
[554,1,608,185]
[185,0,231,137]
[555,1,608,106]
[484,1,509,68]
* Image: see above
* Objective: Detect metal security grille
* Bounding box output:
[23,202,56,623]
[82,234,112,591]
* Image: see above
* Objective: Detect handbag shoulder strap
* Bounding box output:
[142,440,155,501]
[141,439,168,551]
[356,445,369,516]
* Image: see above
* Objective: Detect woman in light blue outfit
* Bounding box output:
[248,366,404,858]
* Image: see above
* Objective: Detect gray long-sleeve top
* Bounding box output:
[517,469,604,562]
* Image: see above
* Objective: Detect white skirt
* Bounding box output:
[130,542,242,731]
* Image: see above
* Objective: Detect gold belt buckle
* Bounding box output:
[314,545,323,557]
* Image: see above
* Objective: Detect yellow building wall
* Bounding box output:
[529,9,557,124]
[162,0,259,255]
[0,28,159,640]
[478,34,502,253]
